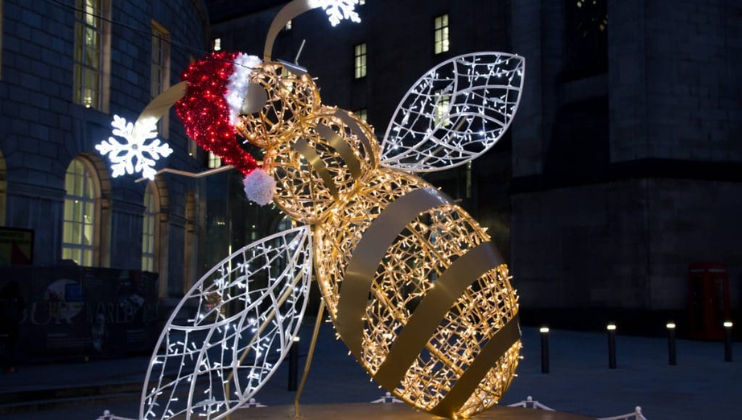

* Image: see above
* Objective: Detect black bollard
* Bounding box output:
[607,324,617,369]
[540,327,550,374]
[288,336,300,391]
[724,321,733,362]
[667,322,677,366]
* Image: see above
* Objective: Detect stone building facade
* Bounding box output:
[0,0,210,301]
[510,0,742,330]
[208,0,742,331]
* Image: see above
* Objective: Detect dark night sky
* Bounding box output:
[206,0,289,23]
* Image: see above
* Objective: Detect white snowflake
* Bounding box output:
[95,115,173,180]
[310,0,361,27]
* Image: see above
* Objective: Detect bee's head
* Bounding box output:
[236,61,321,151]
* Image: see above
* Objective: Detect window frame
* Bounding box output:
[434,88,451,127]
[151,20,171,137]
[208,151,222,169]
[354,43,367,79]
[434,13,450,55]
[62,158,100,267]
[141,182,159,272]
[354,108,368,122]
[73,0,111,111]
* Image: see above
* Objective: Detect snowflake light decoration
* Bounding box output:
[96,115,174,180]
[309,0,361,26]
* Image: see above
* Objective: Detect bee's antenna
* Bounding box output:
[263,0,362,61]
[295,39,307,65]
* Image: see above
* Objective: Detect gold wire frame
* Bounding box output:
[236,63,321,150]
[314,168,520,418]
[236,61,521,419]
[249,64,378,224]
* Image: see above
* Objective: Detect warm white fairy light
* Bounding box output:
[96,115,173,180]
[309,0,361,26]
[139,227,312,420]
[380,52,525,172]
[235,55,523,418]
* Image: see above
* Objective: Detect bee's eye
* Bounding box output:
[241,83,268,116]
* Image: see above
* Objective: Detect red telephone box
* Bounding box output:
[688,262,731,340]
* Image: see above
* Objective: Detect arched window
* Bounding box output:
[142,182,159,271]
[62,158,98,266]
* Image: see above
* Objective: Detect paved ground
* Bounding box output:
[1,322,739,420]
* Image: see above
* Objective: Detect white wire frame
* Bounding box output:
[507,397,649,420]
[507,396,555,411]
[380,52,525,172]
[598,407,648,420]
[96,411,136,420]
[139,226,312,420]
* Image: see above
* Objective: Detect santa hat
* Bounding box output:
[176,51,275,205]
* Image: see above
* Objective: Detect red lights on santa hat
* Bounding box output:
[175,51,261,176]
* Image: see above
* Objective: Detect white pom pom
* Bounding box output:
[243,169,276,206]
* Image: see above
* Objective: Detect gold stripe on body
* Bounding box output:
[373,241,506,389]
[291,138,339,199]
[335,187,450,357]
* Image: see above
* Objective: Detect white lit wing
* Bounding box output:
[140,226,312,420]
[380,52,525,172]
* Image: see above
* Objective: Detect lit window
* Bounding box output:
[434,88,451,126]
[73,0,110,110]
[285,20,292,31]
[355,109,368,122]
[62,159,97,266]
[281,67,295,93]
[359,0,366,5]
[151,21,170,136]
[434,14,449,54]
[208,151,222,169]
[354,43,367,79]
[142,183,157,272]
[213,37,222,51]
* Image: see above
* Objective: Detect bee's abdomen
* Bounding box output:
[315,168,520,418]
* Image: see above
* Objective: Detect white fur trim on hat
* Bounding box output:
[243,168,276,206]
[225,54,262,126]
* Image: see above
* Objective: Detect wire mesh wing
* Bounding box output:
[139,226,312,420]
[380,52,525,172]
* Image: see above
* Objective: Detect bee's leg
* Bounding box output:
[293,298,326,418]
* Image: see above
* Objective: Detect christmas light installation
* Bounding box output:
[176,51,261,176]
[239,53,524,418]
[381,52,525,172]
[95,115,173,180]
[141,227,312,420]
[309,0,361,26]
[100,0,525,418]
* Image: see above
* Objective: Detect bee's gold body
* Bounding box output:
[243,62,521,418]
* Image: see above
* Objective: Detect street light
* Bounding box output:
[289,336,301,390]
[606,324,617,369]
[666,322,677,366]
[540,327,550,374]
[724,321,733,362]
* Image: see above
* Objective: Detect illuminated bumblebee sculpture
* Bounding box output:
[99,1,525,419]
